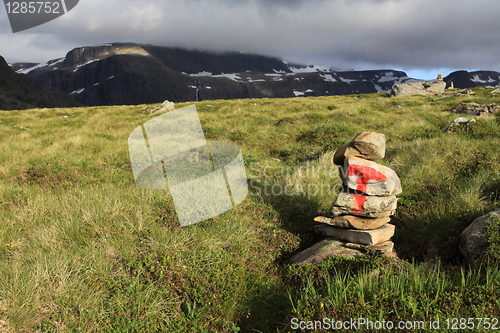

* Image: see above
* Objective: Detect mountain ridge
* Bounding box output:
[0,55,79,110]
[16,43,414,106]
[10,43,500,107]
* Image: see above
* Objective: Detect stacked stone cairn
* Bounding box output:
[291,132,401,264]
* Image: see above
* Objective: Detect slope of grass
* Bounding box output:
[1,88,500,332]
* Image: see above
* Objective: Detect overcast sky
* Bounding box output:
[1,0,500,79]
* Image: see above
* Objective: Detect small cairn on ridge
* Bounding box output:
[291,132,401,264]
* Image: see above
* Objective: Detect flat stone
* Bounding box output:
[315,215,390,230]
[314,223,395,245]
[331,192,397,218]
[289,238,363,264]
[333,132,386,165]
[366,241,395,254]
[339,157,402,196]
[346,241,395,255]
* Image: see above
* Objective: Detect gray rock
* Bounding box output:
[450,102,500,116]
[444,117,476,133]
[390,81,446,97]
[289,238,363,264]
[333,132,386,165]
[331,192,397,218]
[339,157,402,196]
[459,209,500,265]
[458,89,474,95]
[160,100,175,112]
[314,223,395,245]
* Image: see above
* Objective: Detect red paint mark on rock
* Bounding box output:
[348,164,386,214]
[353,194,366,214]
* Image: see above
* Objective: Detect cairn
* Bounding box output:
[316,132,400,254]
[290,132,400,264]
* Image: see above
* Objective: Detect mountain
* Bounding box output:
[18,43,415,106]
[444,70,500,89]
[0,56,79,110]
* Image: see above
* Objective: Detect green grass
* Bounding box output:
[1,87,500,332]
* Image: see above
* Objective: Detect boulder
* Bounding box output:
[315,215,391,230]
[444,117,476,133]
[459,209,500,265]
[333,132,386,165]
[331,192,397,218]
[314,223,395,245]
[390,81,446,97]
[339,157,402,196]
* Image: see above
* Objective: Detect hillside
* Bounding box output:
[1,88,500,331]
[445,70,500,88]
[0,56,79,110]
[18,43,413,106]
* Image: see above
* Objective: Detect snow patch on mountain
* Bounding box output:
[339,77,357,83]
[190,71,213,77]
[70,88,85,95]
[320,74,337,82]
[373,84,385,93]
[293,89,313,96]
[471,74,496,84]
[212,73,242,81]
[289,64,330,73]
[17,58,64,74]
[74,59,100,72]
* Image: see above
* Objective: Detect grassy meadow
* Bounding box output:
[1,88,500,332]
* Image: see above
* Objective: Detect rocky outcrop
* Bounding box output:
[450,102,500,116]
[459,209,500,265]
[17,43,414,106]
[0,55,78,110]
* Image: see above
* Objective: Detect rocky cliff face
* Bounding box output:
[19,43,415,106]
[444,70,500,89]
[0,56,79,110]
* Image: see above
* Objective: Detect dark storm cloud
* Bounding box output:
[1,0,500,77]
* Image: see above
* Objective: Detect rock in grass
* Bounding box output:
[339,157,402,196]
[315,215,390,230]
[459,209,500,265]
[450,102,500,116]
[444,117,476,133]
[289,238,363,264]
[331,192,397,218]
[333,132,386,165]
[314,223,395,245]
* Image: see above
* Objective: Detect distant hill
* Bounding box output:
[0,56,79,110]
[17,43,415,106]
[444,70,500,89]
